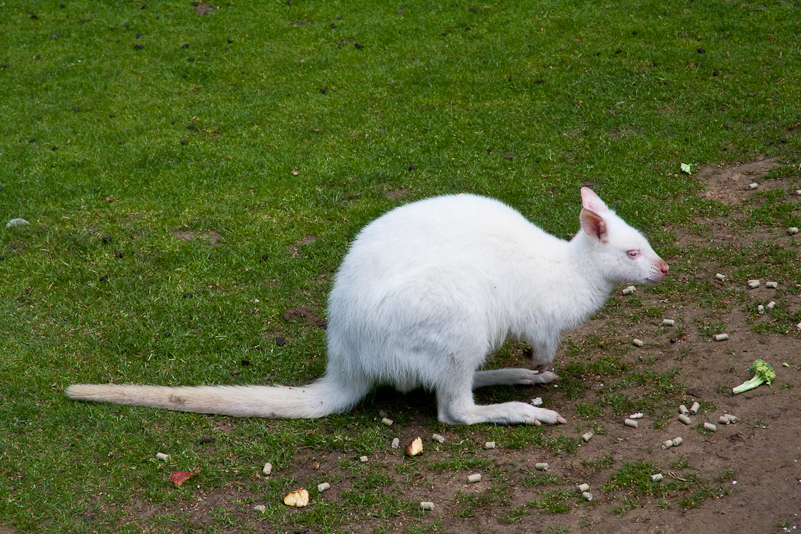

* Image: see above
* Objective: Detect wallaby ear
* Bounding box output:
[580,208,608,241]
[581,187,609,214]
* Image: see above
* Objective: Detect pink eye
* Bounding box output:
[627,250,640,258]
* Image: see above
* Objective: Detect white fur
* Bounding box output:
[67,188,667,425]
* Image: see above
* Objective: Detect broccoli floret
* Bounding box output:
[732,359,775,395]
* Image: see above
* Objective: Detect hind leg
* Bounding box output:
[437,375,566,425]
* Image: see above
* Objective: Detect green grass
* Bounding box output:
[1,0,799,532]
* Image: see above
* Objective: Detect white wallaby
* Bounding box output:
[67,188,668,425]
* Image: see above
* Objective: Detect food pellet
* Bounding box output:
[577,483,590,493]
[632,338,644,347]
[431,434,445,443]
[484,441,496,449]
[254,505,266,513]
[622,286,636,295]
[766,281,778,288]
[663,319,675,326]
[704,422,717,432]
[391,438,400,449]
[582,432,594,442]
[748,182,759,190]
[678,414,692,425]
[797,321,801,332]
[748,280,760,288]
[690,402,700,414]
[758,305,765,315]
[796,190,801,196]
[382,417,393,426]
[156,452,169,461]
[317,482,331,492]
[767,301,776,310]
[672,437,683,447]
[651,473,664,482]
[715,273,726,281]
[714,333,729,341]
[582,492,593,502]
[535,463,549,471]
[630,413,644,419]
[420,502,435,511]
[263,463,273,476]
[624,418,638,428]
[359,456,368,463]
[719,414,738,424]
[662,440,674,450]
[789,227,799,235]
[679,404,688,414]
[467,474,482,483]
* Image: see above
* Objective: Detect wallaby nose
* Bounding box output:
[660,261,669,275]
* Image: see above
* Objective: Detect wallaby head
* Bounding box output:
[577,187,668,285]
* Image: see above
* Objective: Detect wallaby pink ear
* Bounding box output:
[580,187,609,214]
[580,208,608,241]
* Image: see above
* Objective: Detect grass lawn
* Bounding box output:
[1,1,799,532]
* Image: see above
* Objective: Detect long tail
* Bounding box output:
[65,376,366,418]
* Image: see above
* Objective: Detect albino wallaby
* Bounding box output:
[67,188,668,425]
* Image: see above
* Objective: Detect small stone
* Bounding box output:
[467,474,482,483]
[275,337,285,346]
[156,452,169,461]
[6,218,29,228]
[484,441,496,449]
[253,505,266,513]
[317,482,330,492]
[262,463,273,476]
[535,463,549,471]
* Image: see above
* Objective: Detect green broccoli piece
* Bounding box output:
[732,359,775,394]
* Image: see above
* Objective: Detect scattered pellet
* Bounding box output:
[582,492,593,502]
[467,474,482,483]
[797,321,801,332]
[678,414,692,425]
[531,397,543,406]
[262,462,273,476]
[662,440,674,450]
[622,286,636,295]
[690,402,700,414]
[633,338,644,347]
[766,281,778,289]
[714,333,729,341]
[317,482,331,492]
[359,456,369,463]
[254,504,266,513]
[748,279,760,288]
[535,463,549,471]
[704,422,717,432]
[484,441,496,449]
[420,502,435,511]
[651,473,664,482]
[796,190,801,196]
[766,301,776,310]
[719,414,738,424]
[577,483,590,493]
[758,305,765,315]
[431,434,445,444]
[789,227,799,235]
[382,417,393,426]
[663,319,675,326]
[630,413,644,419]
[679,404,689,414]
[624,418,639,428]
[672,437,683,447]
[156,452,169,461]
[391,438,400,449]
[715,273,726,281]
[747,182,759,190]
[582,432,594,442]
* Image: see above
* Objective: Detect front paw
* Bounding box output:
[523,405,567,425]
